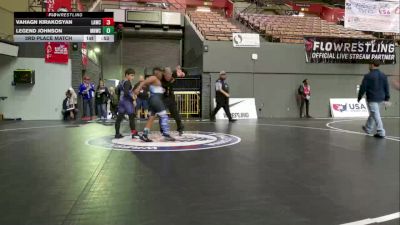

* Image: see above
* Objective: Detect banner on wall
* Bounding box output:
[81,42,88,67]
[330,98,369,118]
[46,0,72,12]
[214,98,258,120]
[45,0,71,64]
[45,42,69,64]
[304,37,396,64]
[232,33,260,48]
[345,0,400,33]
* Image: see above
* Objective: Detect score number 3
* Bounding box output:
[102,18,115,26]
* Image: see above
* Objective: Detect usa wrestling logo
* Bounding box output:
[333,103,347,112]
[86,131,241,152]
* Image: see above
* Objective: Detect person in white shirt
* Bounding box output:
[68,87,78,109]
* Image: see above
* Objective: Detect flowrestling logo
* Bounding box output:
[86,131,241,152]
[304,37,396,64]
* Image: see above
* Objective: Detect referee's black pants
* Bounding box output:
[212,101,233,120]
[164,97,184,132]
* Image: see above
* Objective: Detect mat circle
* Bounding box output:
[86,131,241,152]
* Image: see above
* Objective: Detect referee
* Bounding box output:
[162,67,184,135]
[211,71,236,122]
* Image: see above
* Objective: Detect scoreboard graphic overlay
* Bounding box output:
[14,12,115,43]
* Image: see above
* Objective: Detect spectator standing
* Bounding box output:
[79,75,95,120]
[95,79,110,121]
[298,79,312,118]
[133,75,149,119]
[175,65,186,78]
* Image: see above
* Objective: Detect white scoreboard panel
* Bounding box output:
[13,35,114,42]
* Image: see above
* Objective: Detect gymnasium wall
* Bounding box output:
[0,7,14,41]
[102,36,182,84]
[183,16,204,69]
[0,1,28,41]
[183,17,208,116]
[102,42,123,81]
[0,0,29,12]
[85,46,101,82]
[17,43,101,89]
[0,55,71,120]
[121,38,181,70]
[0,43,102,120]
[200,41,400,118]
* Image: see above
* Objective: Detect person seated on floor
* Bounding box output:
[62,90,78,120]
[68,87,78,110]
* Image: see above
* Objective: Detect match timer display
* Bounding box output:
[13,12,115,43]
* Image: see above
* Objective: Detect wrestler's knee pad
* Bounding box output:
[158,112,170,135]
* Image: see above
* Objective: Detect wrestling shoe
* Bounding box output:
[178,125,184,136]
[373,134,385,139]
[163,134,176,142]
[362,126,371,134]
[139,134,153,142]
[131,130,140,139]
[115,133,124,139]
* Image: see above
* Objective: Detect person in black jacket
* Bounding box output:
[211,71,236,122]
[162,67,184,135]
[357,61,390,138]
